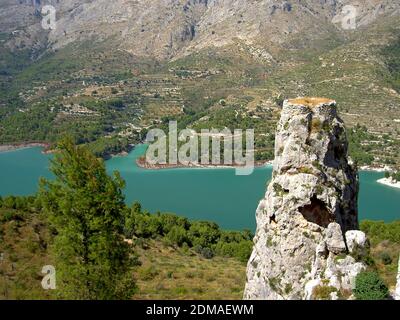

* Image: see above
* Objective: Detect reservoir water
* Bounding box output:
[0,145,399,230]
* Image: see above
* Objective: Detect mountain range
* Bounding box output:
[2,0,400,59]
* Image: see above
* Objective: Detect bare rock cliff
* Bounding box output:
[244,97,368,300]
[2,0,400,59]
[396,255,400,300]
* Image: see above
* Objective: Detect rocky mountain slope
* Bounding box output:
[244,98,369,300]
[1,0,400,59]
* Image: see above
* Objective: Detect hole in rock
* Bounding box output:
[299,196,334,227]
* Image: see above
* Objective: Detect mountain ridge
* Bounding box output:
[2,0,400,60]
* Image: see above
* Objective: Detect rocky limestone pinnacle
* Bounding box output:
[396,255,400,300]
[244,97,368,300]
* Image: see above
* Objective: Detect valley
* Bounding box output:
[1,0,400,303]
[1,1,400,170]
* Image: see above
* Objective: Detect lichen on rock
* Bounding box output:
[244,97,368,300]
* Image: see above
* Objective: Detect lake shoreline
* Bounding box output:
[377,177,400,189]
[0,142,51,154]
[359,165,392,173]
[1,143,394,173]
[1,145,399,227]
[0,142,133,159]
[135,156,273,170]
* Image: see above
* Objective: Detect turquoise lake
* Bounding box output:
[0,145,399,230]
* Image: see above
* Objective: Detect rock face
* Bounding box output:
[396,256,400,300]
[2,0,400,59]
[244,97,368,300]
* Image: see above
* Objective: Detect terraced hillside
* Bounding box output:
[0,1,399,168]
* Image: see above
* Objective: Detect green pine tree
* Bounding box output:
[39,137,136,299]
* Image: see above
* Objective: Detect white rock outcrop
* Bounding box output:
[244,97,368,300]
[345,230,368,256]
[396,255,400,300]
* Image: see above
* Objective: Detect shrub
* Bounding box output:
[312,160,323,171]
[0,211,15,222]
[353,271,389,300]
[273,183,288,196]
[235,241,253,262]
[125,211,162,238]
[298,167,313,174]
[188,221,220,248]
[194,245,214,259]
[174,287,188,295]
[360,255,376,267]
[313,285,337,300]
[159,214,190,235]
[2,196,16,209]
[384,171,390,179]
[378,252,392,265]
[311,118,322,132]
[134,237,148,249]
[284,283,293,295]
[201,247,214,259]
[166,226,189,247]
[139,266,159,281]
[181,242,190,253]
[360,220,400,244]
[273,95,284,107]
[268,277,280,292]
[214,240,252,262]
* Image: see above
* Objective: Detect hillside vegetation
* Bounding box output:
[0,136,398,300]
[1,198,398,300]
[1,9,400,166]
[0,198,249,299]
[0,139,252,300]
